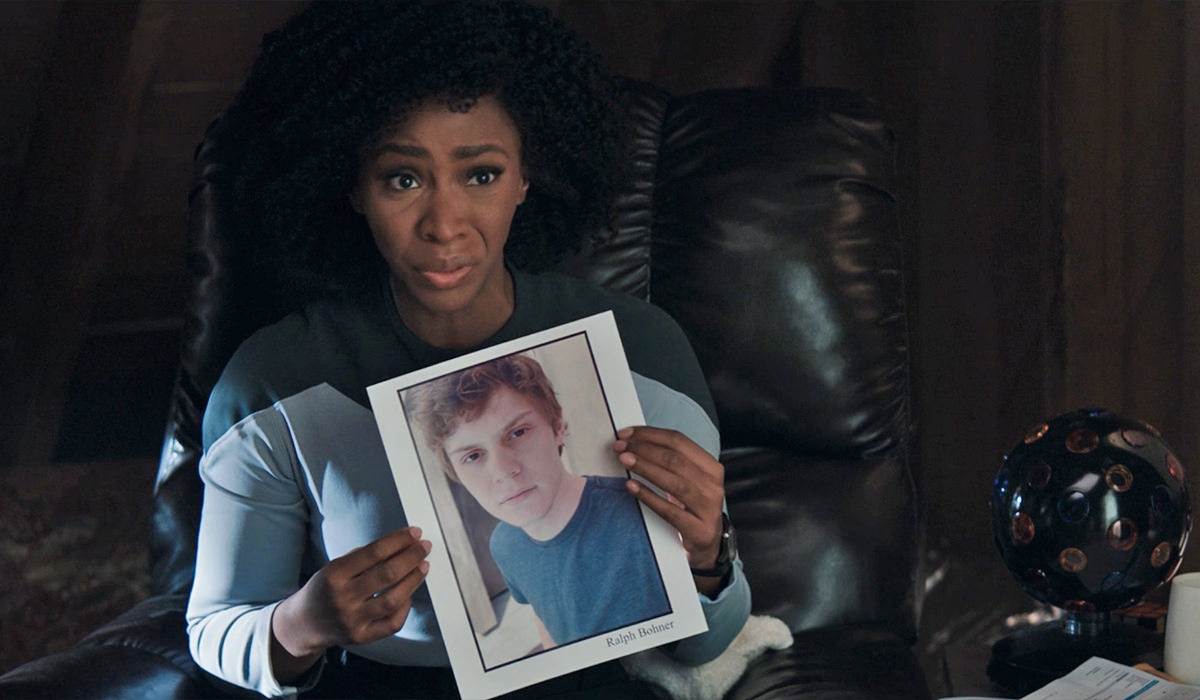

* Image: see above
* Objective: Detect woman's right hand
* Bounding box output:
[269,527,432,682]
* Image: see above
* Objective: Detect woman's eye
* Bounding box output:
[385,173,419,190]
[467,168,501,186]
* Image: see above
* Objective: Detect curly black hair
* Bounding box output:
[218,0,624,300]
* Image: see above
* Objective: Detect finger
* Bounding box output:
[380,600,414,637]
[620,449,723,516]
[361,560,429,636]
[357,601,414,645]
[626,478,699,531]
[616,426,719,470]
[617,441,719,495]
[342,527,423,575]
[627,480,722,563]
[615,429,723,486]
[618,451,694,503]
[356,538,432,600]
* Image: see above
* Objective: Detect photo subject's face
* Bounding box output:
[352,95,528,325]
[442,387,570,532]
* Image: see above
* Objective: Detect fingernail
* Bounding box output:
[419,561,430,574]
[421,540,432,553]
[613,440,627,451]
[617,427,634,439]
[626,480,641,494]
[410,526,422,538]
[618,452,636,467]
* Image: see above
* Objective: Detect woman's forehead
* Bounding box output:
[366,94,522,155]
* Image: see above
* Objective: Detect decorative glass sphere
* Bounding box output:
[992,409,1192,612]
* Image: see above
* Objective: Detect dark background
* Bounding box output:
[1,2,1198,696]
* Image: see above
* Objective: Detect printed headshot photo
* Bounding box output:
[399,333,671,669]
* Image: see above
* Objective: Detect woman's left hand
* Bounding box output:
[613,426,726,595]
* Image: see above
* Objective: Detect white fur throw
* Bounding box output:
[620,615,794,700]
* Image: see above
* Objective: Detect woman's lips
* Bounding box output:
[420,265,472,289]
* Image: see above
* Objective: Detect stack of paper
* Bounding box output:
[942,656,1200,700]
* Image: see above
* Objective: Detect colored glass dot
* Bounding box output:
[1025,461,1052,489]
[1152,485,1175,518]
[1151,542,1172,568]
[1066,428,1099,453]
[1057,491,1090,523]
[1121,429,1147,448]
[1106,518,1138,551]
[1025,423,1049,444]
[1063,600,1096,613]
[1011,513,1035,545]
[1058,547,1087,573]
[1105,464,1133,492]
[1167,454,1185,484]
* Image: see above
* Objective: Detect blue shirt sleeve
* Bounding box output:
[632,372,752,665]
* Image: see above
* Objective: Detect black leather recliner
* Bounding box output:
[0,82,930,700]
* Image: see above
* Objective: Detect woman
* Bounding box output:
[185,2,750,698]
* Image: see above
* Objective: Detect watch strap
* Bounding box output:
[689,560,733,578]
[690,512,736,578]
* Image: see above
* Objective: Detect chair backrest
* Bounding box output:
[153,81,919,639]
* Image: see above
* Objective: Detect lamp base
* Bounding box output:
[987,613,1163,695]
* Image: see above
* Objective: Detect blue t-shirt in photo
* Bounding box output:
[489,475,670,645]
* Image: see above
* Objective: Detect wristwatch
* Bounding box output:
[690,512,738,578]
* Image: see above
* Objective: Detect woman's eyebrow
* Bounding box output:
[369,143,510,160]
[451,144,510,160]
[373,143,429,159]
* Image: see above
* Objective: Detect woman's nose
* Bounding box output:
[420,186,466,243]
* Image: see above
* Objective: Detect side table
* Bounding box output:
[936,607,1166,698]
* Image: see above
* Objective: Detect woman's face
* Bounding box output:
[352,95,528,343]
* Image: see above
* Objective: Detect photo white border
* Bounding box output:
[367,311,706,700]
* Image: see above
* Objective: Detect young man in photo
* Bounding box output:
[407,353,670,650]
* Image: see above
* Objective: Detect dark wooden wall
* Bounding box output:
[0,2,303,466]
[1,0,1198,688]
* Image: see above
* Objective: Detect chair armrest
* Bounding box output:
[726,625,931,700]
[0,594,217,699]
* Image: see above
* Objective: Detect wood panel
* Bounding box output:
[1180,0,1200,581]
[1,2,309,463]
[0,2,63,273]
[551,1,802,94]
[911,2,1048,554]
[1049,0,1197,582]
[1054,4,1133,411]
[0,2,158,465]
[1118,2,1184,442]
[1184,0,1200,475]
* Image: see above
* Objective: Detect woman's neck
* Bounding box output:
[389,271,515,351]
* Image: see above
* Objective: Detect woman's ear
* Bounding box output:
[518,169,529,204]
